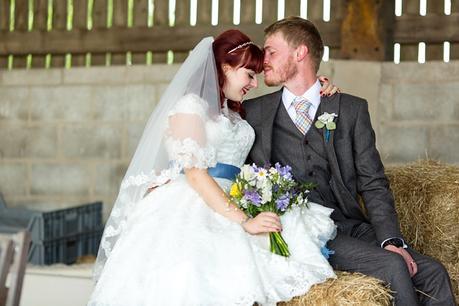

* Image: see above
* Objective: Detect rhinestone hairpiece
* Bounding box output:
[227,41,254,54]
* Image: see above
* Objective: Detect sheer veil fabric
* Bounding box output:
[93,37,221,280]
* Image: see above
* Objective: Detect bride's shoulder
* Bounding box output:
[169,94,209,118]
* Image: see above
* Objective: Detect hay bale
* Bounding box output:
[280,272,392,306]
[386,160,459,302]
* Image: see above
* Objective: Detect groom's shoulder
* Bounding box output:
[336,93,368,113]
[338,93,367,105]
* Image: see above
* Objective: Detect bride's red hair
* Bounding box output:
[213,30,264,117]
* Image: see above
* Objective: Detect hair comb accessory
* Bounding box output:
[227,41,254,54]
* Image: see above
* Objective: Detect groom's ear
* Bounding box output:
[295,45,309,62]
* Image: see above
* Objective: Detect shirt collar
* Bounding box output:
[282,79,321,109]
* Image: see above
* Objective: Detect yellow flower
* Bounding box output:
[230,183,242,198]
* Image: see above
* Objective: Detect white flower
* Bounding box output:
[241,164,256,181]
[261,188,272,204]
[315,112,338,131]
[317,112,338,124]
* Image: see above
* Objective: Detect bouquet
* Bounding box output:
[229,163,315,257]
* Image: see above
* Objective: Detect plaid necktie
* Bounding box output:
[292,96,313,135]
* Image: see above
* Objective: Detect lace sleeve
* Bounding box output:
[165,94,217,170]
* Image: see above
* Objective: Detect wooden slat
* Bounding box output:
[285,0,300,18]
[262,0,276,24]
[174,0,191,63]
[15,0,28,31]
[131,0,148,64]
[33,0,48,31]
[402,0,419,15]
[451,43,459,60]
[197,0,211,24]
[12,0,28,68]
[72,0,88,66]
[91,0,107,66]
[152,0,169,63]
[394,13,459,44]
[307,0,324,20]
[426,44,443,61]
[427,0,443,14]
[133,0,147,27]
[454,0,459,13]
[52,0,67,67]
[0,0,10,31]
[32,0,48,68]
[112,0,126,26]
[73,0,87,29]
[400,44,418,62]
[111,0,127,65]
[92,0,107,28]
[36,0,48,64]
[53,0,67,29]
[0,20,341,55]
[0,56,7,69]
[219,0,232,24]
[240,0,256,24]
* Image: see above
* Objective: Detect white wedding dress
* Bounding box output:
[88,94,336,306]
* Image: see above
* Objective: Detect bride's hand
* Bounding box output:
[318,75,340,96]
[242,212,282,235]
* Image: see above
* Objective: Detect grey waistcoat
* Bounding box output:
[271,103,347,222]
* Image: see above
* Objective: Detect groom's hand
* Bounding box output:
[384,245,418,277]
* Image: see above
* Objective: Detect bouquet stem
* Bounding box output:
[269,232,290,257]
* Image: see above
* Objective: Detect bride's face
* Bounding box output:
[222,65,258,101]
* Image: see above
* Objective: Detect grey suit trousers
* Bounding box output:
[328,223,456,306]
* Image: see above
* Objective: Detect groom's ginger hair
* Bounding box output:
[265,16,324,72]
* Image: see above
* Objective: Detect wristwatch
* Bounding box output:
[382,238,407,249]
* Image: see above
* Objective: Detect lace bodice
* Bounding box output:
[165,94,255,170]
[206,105,255,168]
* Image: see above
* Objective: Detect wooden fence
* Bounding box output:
[0,0,458,69]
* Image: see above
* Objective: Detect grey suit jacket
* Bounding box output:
[244,89,403,244]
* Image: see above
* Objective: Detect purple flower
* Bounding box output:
[276,194,290,212]
[244,190,262,206]
[275,163,293,179]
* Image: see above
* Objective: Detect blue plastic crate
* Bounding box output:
[0,201,103,243]
[28,229,103,265]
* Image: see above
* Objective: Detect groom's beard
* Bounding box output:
[264,55,298,86]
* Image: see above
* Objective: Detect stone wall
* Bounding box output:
[0,61,457,216]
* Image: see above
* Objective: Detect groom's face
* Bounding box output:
[263,32,297,87]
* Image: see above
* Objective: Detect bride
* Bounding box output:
[88,30,338,306]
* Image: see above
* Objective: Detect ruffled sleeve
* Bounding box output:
[164,94,217,170]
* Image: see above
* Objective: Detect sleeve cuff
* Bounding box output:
[381,237,408,249]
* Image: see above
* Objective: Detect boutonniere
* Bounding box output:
[314,112,338,142]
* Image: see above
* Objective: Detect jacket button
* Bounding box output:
[306,155,311,161]
[308,171,314,176]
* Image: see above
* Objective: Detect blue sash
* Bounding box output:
[208,163,240,181]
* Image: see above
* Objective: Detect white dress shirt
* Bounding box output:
[282,79,322,125]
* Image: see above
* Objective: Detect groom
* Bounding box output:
[244,16,455,305]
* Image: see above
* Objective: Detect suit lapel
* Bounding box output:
[261,89,283,162]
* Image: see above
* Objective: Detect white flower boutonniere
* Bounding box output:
[315,112,338,142]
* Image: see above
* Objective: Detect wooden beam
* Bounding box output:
[0,20,341,56]
[340,0,395,61]
[394,13,459,44]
